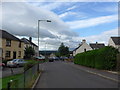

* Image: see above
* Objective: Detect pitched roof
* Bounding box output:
[21,38,38,47]
[73,44,82,51]
[89,43,105,49]
[0,30,22,41]
[111,37,120,45]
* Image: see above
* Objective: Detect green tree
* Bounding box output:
[25,46,35,59]
[58,43,69,57]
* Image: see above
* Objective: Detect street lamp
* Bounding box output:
[38,20,51,57]
[37,20,51,72]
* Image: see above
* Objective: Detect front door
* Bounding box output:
[13,51,16,59]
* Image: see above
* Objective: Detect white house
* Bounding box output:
[73,40,92,56]
[108,37,120,52]
[73,40,105,56]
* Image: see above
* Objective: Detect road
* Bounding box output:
[35,61,118,88]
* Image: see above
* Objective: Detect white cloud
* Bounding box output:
[66,5,77,11]
[66,14,118,29]
[72,28,118,46]
[59,11,77,18]
[3,0,119,2]
[2,2,77,38]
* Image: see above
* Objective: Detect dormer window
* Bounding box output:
[6,39,11,47]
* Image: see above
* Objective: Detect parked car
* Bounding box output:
[35,56,45,61]
[49,57,54,62]
[0,63,5,70]
[7,59,27,67]
[53,57,59,60]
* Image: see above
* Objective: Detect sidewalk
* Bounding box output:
[66,61,119,82]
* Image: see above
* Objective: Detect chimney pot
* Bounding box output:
[82,39,86,43]
[29,37,32,42]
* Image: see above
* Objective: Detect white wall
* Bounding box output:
[108,38,116,47]
[108,38,120,52]
[73,42,92,56]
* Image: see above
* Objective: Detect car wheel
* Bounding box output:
[16,64,19,68]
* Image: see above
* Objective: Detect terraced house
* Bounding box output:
[21,37,38,57]
[0,30,24,60]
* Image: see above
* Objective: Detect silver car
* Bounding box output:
[7,59,27,67]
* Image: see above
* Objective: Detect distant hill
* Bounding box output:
[39,50,58,56]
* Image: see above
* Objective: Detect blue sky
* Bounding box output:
[2,1,118,50]
[49,2,118,37]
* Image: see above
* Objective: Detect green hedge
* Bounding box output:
[74,46,119,70]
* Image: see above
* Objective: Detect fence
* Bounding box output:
[7,63,39,89]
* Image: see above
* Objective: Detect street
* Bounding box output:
[35,61,118,88]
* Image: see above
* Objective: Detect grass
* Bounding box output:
[1,74,23,89]
[1,72,40,89]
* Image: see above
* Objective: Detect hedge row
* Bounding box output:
[74,46,119,70]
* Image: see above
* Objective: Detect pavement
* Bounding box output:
[35,61,119,88]
[1,67,24,78]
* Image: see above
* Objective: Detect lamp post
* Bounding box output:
[37,20,51,71]
[38,20,51,57]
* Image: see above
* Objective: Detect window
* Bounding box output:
[5,51,11,57]
[6,39,11,46]
[18,51,21,57]
[19,42,21,48]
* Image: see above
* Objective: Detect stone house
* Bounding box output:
[21,37,38,57]
[0,30,24,60]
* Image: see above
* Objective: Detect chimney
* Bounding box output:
[96,42,98,44]
[29,37,32,42]
[82,39,86,43]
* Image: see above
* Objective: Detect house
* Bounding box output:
[49,53,56,58]
[89,42,105,50]
[21,37,38,57]
[108,37,120,52]
[73,39,92,56]
[39,50,57,57]
[73,40,105,56]
[0,30,24,60]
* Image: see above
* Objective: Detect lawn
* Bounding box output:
[1,73,23,89]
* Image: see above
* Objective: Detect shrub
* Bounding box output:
[74,46,119,70]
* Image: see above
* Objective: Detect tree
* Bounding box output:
[25,46,35,59]
[58,43,69,57]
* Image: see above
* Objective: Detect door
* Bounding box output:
[13,51,16,59]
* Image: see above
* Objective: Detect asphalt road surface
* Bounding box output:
[35,61,118,88]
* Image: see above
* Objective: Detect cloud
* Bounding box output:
[72,28,118,46]
[66,14,118,29]
[59,11,77,18]
[2,2,78,39]
[3,0,120,2]
[66,5,77,11]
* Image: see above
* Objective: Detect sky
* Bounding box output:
[1,0,118,50]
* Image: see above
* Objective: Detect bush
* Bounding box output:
[74,46,119,70]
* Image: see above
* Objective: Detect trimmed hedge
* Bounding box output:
[74,46,119,70]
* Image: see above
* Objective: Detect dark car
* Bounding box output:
[49,57,54,62]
